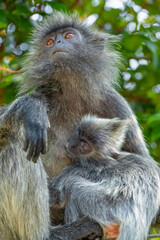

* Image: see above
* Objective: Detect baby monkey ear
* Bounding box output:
[110,118,130,131]
[109,118,130,145]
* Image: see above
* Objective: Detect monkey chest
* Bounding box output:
[42,105,105,178]
[41,124,73,178]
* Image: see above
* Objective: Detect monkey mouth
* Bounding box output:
[50,49,69,58]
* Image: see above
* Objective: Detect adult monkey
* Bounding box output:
[0,11,159,239]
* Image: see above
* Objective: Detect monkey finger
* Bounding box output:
[41,130,47,154]
[23,139,29,152]
[27,144,35,161]
[41,142,47,155]
[32,149,41,163]
[31,132,42,163]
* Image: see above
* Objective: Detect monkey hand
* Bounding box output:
[23,107,50,163]
[48,177,66,207]
[49,188,62,207]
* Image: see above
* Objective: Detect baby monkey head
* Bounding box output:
[67,115,129,159]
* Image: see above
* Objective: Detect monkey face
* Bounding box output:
[67,136,92,158]
[21,12,111,91]
[43,27,83,62]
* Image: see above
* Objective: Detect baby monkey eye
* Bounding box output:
[65,32,74,39]
[80,140,90,151]
[47,39,54,46]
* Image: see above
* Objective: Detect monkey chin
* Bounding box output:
[51,51,69,61]
[52,53,71,67]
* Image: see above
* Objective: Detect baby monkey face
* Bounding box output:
[67,135,92,157]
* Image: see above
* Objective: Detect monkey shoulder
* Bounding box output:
[115,152,160,179]
[100,88,133,119]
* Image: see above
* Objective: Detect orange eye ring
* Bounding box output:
[65,32,74,39]
[47,39,54,46]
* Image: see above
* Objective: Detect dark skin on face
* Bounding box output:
[43,27,82,60]
[67,138,92,157]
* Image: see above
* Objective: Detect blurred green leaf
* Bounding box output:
[145,40,159,71]
[147,113,160,125]
[0,21,7,28]
[151,123,160,141]
[12,4,31,16]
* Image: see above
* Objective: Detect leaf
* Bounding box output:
[151,124,160,141]
[4,83,18,104]
[144,40,159,71]
[0,21,7,28]
[147,113,160,125]
[12,4,31,16]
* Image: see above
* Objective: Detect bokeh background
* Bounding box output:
[0,0,160,163]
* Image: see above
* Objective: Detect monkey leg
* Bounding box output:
[49,194,103,240]
[64,186,120,240]
[82,224,120,240]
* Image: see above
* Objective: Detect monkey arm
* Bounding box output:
[22,94,50,162]
[0,94,50,163]
[48,177,65,207]
[48,166,76,206]
[63,173,158,239]
[103,88,149,157]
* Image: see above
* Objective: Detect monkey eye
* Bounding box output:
[47,39,54,46]
[65,32,74,39]
[80,140,90,152]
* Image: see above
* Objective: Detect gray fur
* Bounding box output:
[0,10,159,239]
[20,11,121,93]
[0,123,50,240]
[49,115,160,240]
[18,11,150,177]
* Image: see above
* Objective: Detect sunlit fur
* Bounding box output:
[49,115,160,240]
[0,123,49,240]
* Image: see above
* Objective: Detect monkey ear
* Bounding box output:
[110,118,130,136]
[91,32,108,49]
[108,118,130,151]
[92,32,120,50]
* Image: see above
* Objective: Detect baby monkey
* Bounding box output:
[49,115,160,240]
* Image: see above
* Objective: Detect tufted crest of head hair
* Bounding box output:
[20,11,122,94]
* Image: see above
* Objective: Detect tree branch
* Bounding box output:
[0,67,19,73]
[148,234,160,238]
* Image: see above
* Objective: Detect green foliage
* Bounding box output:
[0,0,160,161]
